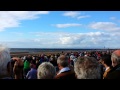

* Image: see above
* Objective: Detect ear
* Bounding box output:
[57,64,61,69]
[101,60,104,64]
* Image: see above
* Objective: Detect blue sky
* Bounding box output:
[0,11,120,49]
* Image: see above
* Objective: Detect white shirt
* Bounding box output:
[70,55,75,61]
[105,67,110,71]
[57,67,70,75]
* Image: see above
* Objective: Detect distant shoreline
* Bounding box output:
[10,51,63,57]
[10,49,116,57]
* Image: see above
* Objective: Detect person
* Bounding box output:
[23,56,31,78]
[12,57,24,79]
[99,55,112,79]
[26,60,37,79]
[54,54,76,79]
[37,62,56,79]
[70,53,75,66]
[0,45,12,79]
[105,50,120,79]
[7,58,16,79]
[74,56,101,79]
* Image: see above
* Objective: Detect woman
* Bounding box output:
[12,57,24,79]
[100,55,112,79]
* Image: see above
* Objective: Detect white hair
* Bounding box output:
[111,52,120,67]
[0,45,11,76]
[111,53,120,64]
[74,56,101,79]
[37,62,56,79]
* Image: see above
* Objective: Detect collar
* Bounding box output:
[31,68,36,70]
[57,67,70,75]
[105,67,110,71]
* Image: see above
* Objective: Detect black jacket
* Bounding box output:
[105,64,120,79]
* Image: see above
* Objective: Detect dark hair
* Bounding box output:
[7,59,16,73]
[31,60,36,65]
[101,55,112,66]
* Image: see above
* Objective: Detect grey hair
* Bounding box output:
[111,53,120,64]
[74,56,101,79]
[0,45,11,76]
[57,55,69,67]
[37,62,56,79]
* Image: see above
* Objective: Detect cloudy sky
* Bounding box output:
[0,11,120,49]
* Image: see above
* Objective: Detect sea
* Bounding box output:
[10,48,115,53]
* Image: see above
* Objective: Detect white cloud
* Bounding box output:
[3,31,117,48]
[63,11,90,20]
[77,15,90,19]
[89,22,120,31]
[11,32,23,36]
[59,37,72,44]
[0,11,49,31]
[63,11,80,18]
[110,17,116,20]
[30,32,58,36]
[110,16,120,23]
[52,23,82,28]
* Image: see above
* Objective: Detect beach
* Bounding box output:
[10,51,70,57]
[10,48,114,57]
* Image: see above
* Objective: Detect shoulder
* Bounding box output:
[106,67,120,79]
[55,70,76,79]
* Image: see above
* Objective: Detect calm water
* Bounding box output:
[10,48,114,53]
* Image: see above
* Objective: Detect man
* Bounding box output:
[26,60,37,79]
[105,50,120,79]
[55,54,76,79]
[70,53,75,66]
[74,56,101,79]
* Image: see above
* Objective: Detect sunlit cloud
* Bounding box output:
[3,31,117,48]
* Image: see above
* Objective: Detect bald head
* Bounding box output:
[111,50,120,67]
[113,50,120,57]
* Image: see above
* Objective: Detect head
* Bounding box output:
[13,57,24,79]
[111,50,120,67]
[100,55,112,67]
[26,55,32,62]
[57,55,69,69]
[37,62,56,79]
[30,60,36,69]
[74,56,101,79]
[0,45,11,78]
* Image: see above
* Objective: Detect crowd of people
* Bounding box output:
[0,44,120,79]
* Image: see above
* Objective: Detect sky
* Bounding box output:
[0,11,120,49]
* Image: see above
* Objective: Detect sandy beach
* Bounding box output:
[10,51,71,57]
[10,49,113,57]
